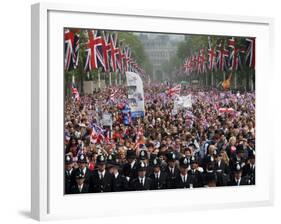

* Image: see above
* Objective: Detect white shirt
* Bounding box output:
[154,171,160,179]
[66,168,73,175]
[114,172,119,179]
[78,184,83,192]
[235,178,241,186]
[131,160,136,169]
[180,174,188,183]
[98,170,106,179]
[139,177,145,185]
[169,167,174,174]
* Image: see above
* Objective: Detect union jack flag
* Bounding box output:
[84,30,108,72]
[110,33,118,72]
[64,29,79,71]
[124,46,132,72]
[217,48,229,72]
[208,47,217,71]
[228,37,243,71]
[167,84,181,97]
[90,123,107,144]
[245,38,255,69]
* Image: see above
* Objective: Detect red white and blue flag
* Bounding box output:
[64,29,79,71]
[245,38,255,69]
[167,84,181,97]
[84,30,108,72]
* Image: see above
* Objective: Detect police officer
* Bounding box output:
[107,154,129,192]
[73,154,92,187]
[149,157,168,190]
[130,161,152,191]
[228,163,249,186]
[175,156,195,189]
[243,152,255,185]
[70,170,90,194]
[65,154,75,194]
[138,150,151,176]
[164,151,179,189]
[122,150,138,181]
[188,156,204,188]
[91,154,113,192]
[202,155,217,186]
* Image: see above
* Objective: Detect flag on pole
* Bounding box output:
[64,29,79,71]
[245,38,255,69]
[84,30,108,72]
[167,84,181,97]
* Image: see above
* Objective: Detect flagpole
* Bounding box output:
[234,72,237,89]
[98,70,101,89]
[119,71,122,85]
[211,71,214,87]
[115,72,118,86]
[72,70,75,84]
[250,69,253,91]
[109,72,112,86]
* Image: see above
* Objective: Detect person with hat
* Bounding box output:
[72,154,92,188]
[130,161,152,191]
[91,154,113,193]
[188,156,204,188]
[242,152,255,185]
[107,154,129,192]
[65,154,76,194]
[138,149,152,176]
[70,170,90,194]
[122,150,138,181]
[202,154,218,186]
[149,157,168,190]
[164,151,180,189]
[175,156,195,189]
[228,163,249,186]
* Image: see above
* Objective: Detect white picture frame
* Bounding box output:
[31,2,275,221]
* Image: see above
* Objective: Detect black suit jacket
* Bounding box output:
[175,174,194,189]
[65,169,76,194]
[214,160,229,174]
[149,171,168,190]
[242,164,255,184]
[188,169,204,188]
[122,161,138,180]
[165,166,180,189]
[228,177,249,186]
[130,177,153,191]
[70,184,90,194]
[112,173,129,192]
[91,170,113,193]
[72,167,93,187]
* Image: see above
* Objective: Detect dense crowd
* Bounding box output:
[64,83,255,194]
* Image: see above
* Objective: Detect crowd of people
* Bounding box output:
[64,82,255,194]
